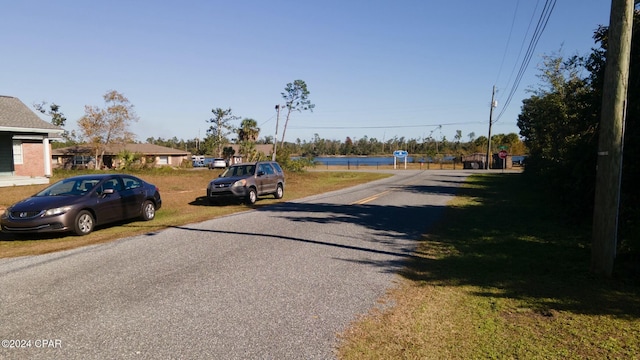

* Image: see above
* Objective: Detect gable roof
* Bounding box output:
[115,143,190,155]
[52,143,190,156]
[0,96,64,134]
[226,144,274,156]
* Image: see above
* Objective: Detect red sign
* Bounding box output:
[498,150,508,159]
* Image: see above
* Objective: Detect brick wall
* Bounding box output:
[13,141,47,177]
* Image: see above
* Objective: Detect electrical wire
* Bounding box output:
[494,0,557,123]
[495,0,523,87]
[288,121,485,130]
[496,0,540,105]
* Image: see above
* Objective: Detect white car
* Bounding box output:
[209,158,227,169]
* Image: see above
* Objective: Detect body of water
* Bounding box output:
[312,156,416,166]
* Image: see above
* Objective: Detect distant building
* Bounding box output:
[462,153,487,169]
[225,144,274,164]
[462,152,516,169]
[52,143,191,169]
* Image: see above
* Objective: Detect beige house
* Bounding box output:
[52,143,191,169]
[225,144,274,164]
[0,96,64,187]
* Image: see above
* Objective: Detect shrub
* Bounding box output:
[274,148,312,173]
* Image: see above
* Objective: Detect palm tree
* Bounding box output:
[237,118,260,161]
[237,118,260,142]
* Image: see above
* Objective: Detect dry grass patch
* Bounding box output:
[0,168,391,258]
[339,281,476,359]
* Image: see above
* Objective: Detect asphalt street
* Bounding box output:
[0,170,473,359]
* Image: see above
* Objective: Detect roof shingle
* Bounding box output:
[52,143,190,156]
[0,96,64,133]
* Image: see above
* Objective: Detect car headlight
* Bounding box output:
[44,206,72,216]
[232,179,247,187]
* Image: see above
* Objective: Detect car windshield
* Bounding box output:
[35,178,101,196]
[221,165,255,178]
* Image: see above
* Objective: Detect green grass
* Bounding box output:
[338,173,640,359]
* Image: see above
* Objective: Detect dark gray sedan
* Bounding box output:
[1,174,162,236]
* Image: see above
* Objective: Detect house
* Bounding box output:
[224,144,274,164]
[52,143,191,169]
[0,96,64,187]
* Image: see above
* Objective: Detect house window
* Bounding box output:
[158,156,168,165]
[12,141,23,164]
[73,156,95,166]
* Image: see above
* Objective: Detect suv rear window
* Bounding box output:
[259,163,275,175]
[271,162,283,173]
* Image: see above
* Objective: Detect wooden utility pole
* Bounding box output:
[591,0,634,276]
[485,85,496,169]
[272,105,281,161]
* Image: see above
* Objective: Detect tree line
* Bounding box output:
[42,77,526,164]
[145,131,526,159]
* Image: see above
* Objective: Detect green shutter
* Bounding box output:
[0,133,14,175]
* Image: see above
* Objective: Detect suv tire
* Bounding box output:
[246,187,258,205]
[274,184,284,199]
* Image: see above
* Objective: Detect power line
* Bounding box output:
[288,121,485,130]
[495,0,523,86]
[495,0,557,123]
[496,0,541,103]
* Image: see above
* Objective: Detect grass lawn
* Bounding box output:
[0,168,391,258]
[337,173,640,359]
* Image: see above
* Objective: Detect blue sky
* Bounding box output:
[1,1,612,145]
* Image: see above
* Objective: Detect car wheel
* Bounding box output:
[246,187,257,205]
[274,184,284,199]
[74,210,94,236]
[140,200,156,221]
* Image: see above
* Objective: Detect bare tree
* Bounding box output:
[78,90,138,169]
[34,101,76,144]
[279,80,314,150]
[34,101,67,127]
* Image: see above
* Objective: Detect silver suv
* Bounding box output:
[206,161,285,205]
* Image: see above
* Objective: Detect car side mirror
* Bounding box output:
[101,188,115,196]
[257,171,265,177]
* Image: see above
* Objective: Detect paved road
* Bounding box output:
[0,170,472,359]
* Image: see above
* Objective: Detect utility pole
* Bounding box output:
[591,0,633,276]
[485,85,497,169]
[272,105,281,161]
